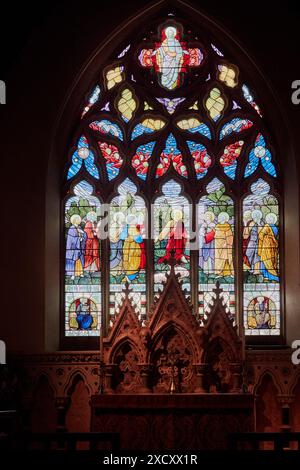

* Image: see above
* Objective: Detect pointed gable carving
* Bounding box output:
[103,296,146,364]
[100,278,243,394]
[203,282,242,363]
[148,270,205,362]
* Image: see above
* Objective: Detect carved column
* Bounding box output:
[55,396,70,432]
[103,364,115,394]
[138,364,152,393]
[194,363,208,393]
[230,363,242,393]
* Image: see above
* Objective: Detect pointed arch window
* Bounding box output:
[198,178,235,322]
[109,179,147,318]
[153,179,191,294]
[64,181,102,337]
[63,10,282,345]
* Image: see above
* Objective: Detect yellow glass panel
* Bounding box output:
[205,87,225,120]
[106,65,124,90]
[218,64,238,88]
[117,88,137,121]
[177,117,202,130]
[141,118,165,131]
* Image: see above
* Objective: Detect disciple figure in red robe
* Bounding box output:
[84,211,100,273]
[157,209,188,264]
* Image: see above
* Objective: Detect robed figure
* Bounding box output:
[156,26,184,90]
[245,210,262,275]
[258,213,279,282]
[84,211,100,273]
[75,298,93,330]
[122,219,146,281]
[65,214,87,279]
[199,211,215,274]
[214,212,234,277]
[157,209,188,264]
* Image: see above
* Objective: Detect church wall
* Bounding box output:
[10,350,300,437]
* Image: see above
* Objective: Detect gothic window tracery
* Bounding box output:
[63,14,281,342]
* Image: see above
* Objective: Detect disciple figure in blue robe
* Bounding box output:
[245,209,262,275]
[65,214,87,279]
[199,211,215,275]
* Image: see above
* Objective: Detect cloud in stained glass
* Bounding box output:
[117,44,131,58]
[73,180,94,197]
[211,43,224,56]
[176,118,211,139]
[132,141,155,180]
[67,135,99,180]
[82,85,101,118]
[219,118,253,140]
[242,84,262,117]
[156,133,187,178]
[220,140,244,179]
[89,119,123,141]
[98,142,123,180]
[186,141,212,178]
[244,134,276,178]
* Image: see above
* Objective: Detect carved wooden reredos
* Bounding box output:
[101,268,243,394]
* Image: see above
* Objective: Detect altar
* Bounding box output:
[91,393,254,450]
[91,271,253,449]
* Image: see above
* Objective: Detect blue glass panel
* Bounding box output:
[132,141,155,180]
[220,118,253,140]
[244,134,276,178]
[186,141,211,179]
[67,136,99,180]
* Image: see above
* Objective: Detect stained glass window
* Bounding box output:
[63,14,282,342]
[64,181,101,336]
[243,180,280,335]
[109,180,147,318]
[153,180,190,294]
[198,179,235,321]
